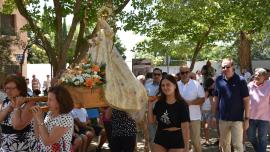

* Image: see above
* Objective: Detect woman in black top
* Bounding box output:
[148,74,190,152]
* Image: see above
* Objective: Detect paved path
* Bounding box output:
[88,129,270,152]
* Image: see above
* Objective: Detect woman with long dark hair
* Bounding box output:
[148,75,190,152]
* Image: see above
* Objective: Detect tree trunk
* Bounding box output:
[190,43,202,71]
[238,31,252,73]
[50,50,67,86]
[189,26,212,71]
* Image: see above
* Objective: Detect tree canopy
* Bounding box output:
[121,0,270,70]
[0,36,15,72]
[2,0,130,77]
[2,0,270,73]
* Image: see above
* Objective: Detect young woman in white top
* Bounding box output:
[201,78,215,145]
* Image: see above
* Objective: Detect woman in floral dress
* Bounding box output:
[31,85,74,151]
[0,75,38,151]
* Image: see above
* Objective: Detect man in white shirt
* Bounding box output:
[178,65,205,152]
[42,75,51,96]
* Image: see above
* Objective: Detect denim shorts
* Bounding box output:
[202,111,211,121]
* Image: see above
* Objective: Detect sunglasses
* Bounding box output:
[222,65,231,70]
[180,71,189,75]
[153,73,161,76]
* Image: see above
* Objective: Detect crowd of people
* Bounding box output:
[0,57,270,152]
[140,58,270,152]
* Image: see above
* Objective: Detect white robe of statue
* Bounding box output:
[88,18,147,121]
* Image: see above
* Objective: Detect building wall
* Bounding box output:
[0,0,28,76]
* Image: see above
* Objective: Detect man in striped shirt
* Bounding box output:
[31,74,41,94]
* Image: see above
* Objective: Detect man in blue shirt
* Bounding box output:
[145,68,162,151]
[212,58,250,152]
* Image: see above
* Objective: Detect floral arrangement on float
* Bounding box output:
[59,57,107,108]
[59,57,106,88]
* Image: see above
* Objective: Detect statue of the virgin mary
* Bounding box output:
[88,7,147,121]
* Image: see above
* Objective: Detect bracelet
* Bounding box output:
[244,117,249,120]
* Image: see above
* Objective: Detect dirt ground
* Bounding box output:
[87,128,267,152]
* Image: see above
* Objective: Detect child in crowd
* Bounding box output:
[201,78,215,145]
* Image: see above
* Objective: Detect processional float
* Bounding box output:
[52,7,147,121]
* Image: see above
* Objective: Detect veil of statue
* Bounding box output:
[87,9,147,121]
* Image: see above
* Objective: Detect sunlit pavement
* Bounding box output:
[88,129,270,152]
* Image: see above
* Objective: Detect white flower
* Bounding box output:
[74,81,80,86]
[92,75,101,79]
[82,73,91,78]
[78,76,84,83]
[84,69,91,73]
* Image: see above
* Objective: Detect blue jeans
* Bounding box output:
[247,119,269,152]
[148,123,157,143]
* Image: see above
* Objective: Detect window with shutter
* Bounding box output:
[0,13,16,36]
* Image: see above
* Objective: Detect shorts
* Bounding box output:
[92,125,103,136]
[202,111,211,121]
[154,130,184,149]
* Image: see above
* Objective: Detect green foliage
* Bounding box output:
[134,50,164,66]
[120,0,234,63]
[0,36,15,72]
[27,44,49,63]
[1,0,16,14]
[120,0,270,66]
[3,0,131,76]
[114,36,127,59]
[252,31,270,60]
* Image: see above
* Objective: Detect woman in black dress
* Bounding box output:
[148,74,190,152]
[105,108,137,152]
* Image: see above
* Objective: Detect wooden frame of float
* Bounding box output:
[27,86,108,108]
